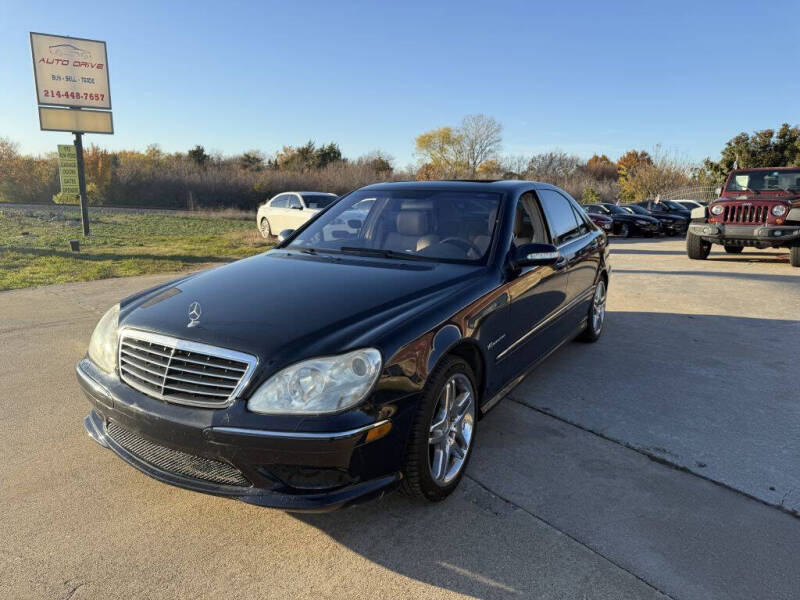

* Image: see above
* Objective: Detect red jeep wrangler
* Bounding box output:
[687,167,800,266]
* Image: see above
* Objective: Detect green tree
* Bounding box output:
[701,124,800,184]
[187,145,209,168]
[238,150,265,171]
[581,187,600,204]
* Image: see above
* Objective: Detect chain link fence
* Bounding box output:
[658,185,719,203]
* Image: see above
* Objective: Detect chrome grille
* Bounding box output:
[119,330,257,408]
[106,421,250,487]
[722,203,769,224]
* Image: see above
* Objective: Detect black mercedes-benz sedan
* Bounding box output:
[584,203,660,237]
[77,181,611,511]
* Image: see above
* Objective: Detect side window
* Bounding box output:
[270,194,289,208]
[515,192,549,247]
[287,195,302,209]
[539,189,581,245]
[564,194,590,234]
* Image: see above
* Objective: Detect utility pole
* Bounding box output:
[74,131,90,236]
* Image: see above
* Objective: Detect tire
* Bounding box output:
[724,245,744,254]
[791,244,800,267]
[401,356,477,502]
[577,278,607,343]
[618,223,631,238]
[259,218,272,238]
[686,232,711,260]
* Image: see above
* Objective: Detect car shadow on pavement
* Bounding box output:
[296,475,639,599]
[296,310,800,599]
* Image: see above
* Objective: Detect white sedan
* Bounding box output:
[257,192,338,238]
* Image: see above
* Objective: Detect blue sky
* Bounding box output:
[2,0,798,167]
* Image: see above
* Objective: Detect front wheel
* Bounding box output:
[578,278,607,343]
[791,244,800,267]
[724,245,743,254]
[259,218,272,238]
[687,232,711,260]
[618,223,631,238]
[401,357,477,502]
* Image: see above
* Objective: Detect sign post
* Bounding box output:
[30,32,113,236]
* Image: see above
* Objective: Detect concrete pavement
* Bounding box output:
[1,238,798,599]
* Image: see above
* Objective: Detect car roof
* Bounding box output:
[729,167,800,173]
[358,180,559,194]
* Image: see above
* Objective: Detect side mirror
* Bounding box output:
[291,205,303,210]
[511,243,560,269]
[277,229,295,243]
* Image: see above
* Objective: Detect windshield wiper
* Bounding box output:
[338,246,431,261]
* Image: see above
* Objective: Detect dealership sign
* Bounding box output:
[30,32,111,110]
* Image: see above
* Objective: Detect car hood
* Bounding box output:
[616,213,659,223]
[654,213,687,221]
[120,250,484,364]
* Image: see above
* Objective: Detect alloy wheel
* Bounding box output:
[592,280,607,333]
[428,373,475,486]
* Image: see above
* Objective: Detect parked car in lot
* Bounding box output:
[586,211,614,233]
[623,203,688,236]
[675,199,707,211]
[687,167,800,266]
[77,181,611,511]
[256,191,337,238]
[320,198,375,241]
[635,199,692,220]
[584,203,660,237]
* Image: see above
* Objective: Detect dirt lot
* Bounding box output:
[1,238,798,599]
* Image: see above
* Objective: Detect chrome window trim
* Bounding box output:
[496,285,596,361]
[209,419,390,441]
[118,328,259,409]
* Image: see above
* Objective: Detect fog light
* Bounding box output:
[703,227,712,234]
[774,230,783,237]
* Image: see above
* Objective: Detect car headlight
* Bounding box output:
[772,205,787,217]
[247,348,382,415]
[635,219,649,225]
[88,304,120,373]
[710,204,724,215]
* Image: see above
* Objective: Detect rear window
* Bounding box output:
[303,194,336,209]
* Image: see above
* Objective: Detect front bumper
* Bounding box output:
[77,359,406,511]
[689,222,800,245]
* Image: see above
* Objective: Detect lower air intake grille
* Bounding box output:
[106,421,251,487]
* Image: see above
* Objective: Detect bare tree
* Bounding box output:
[458,114,503,177]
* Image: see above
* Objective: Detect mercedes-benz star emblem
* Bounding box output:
[187,301,202,328]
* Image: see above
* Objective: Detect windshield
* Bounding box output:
[626,204,649,215]
[726,169,800,192]
[303,194,337,209]
[662,200,685,210]
[288,189,503,263]
[604,205,630,215]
